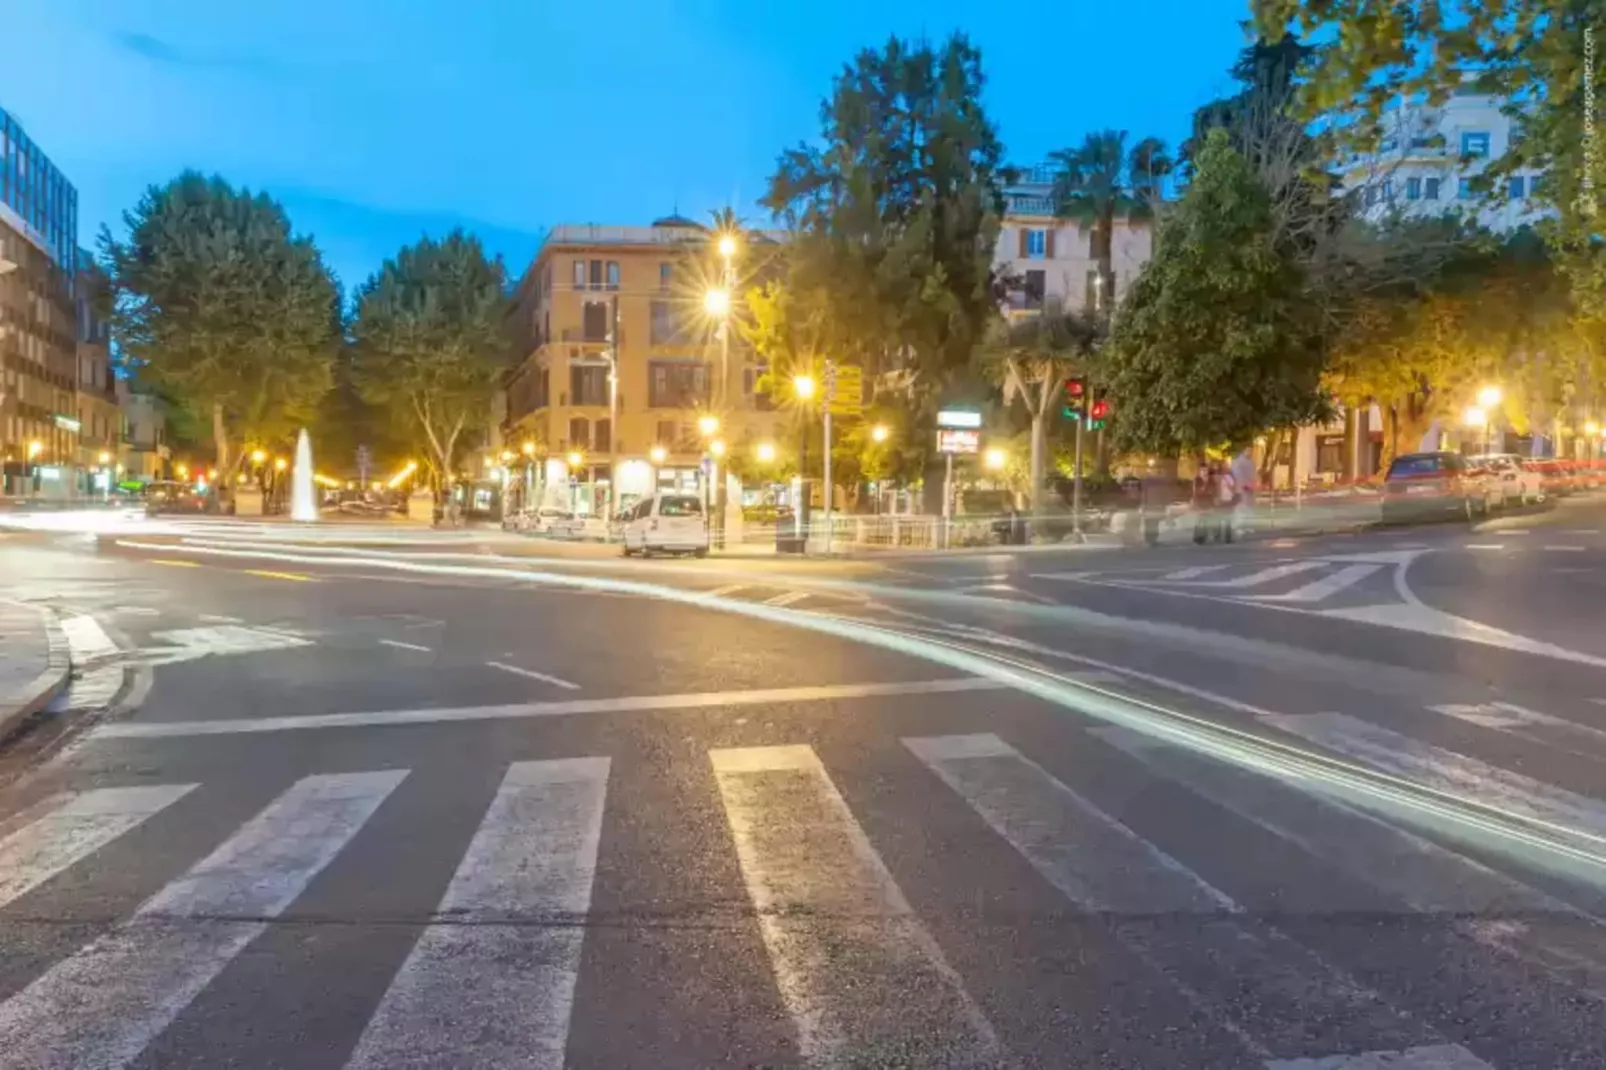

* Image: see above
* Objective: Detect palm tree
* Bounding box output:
[1050,131,1172,321]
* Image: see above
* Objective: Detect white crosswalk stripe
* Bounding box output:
[709,743,1004,1067]
[1241,563,1383,603]
[0,770,403,1069]
[346,758,609,1070]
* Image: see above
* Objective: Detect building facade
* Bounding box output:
[994,163,1154,317]
[502,216,786,516]
[75,256,124,491]
[0,105,81,497]
[1343,89,1551,232]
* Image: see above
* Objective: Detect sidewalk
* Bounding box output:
[0,600,70,739]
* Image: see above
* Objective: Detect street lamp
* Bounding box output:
[1464,405,1490,454]
[698,414,720,437]
[649,445,667,465]
[26,440,42,460]
[567,450,583,468]
[793,374,816,401]
[984,447,1008,471]
[756,441,776,463]
[521,440,536,457]
[710,439,726,458]
[250,449,266,464]
[1477,384,1503,410]
[871,424,889,444]
[97,450,111,465]
[717,233,738,261]
[703,287,731,318]
[274,457,287,472]
[500,450,515,463]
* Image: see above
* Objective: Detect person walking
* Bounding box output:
[1230,447,1256,540]
[1215,462,1238,543]
[1191,460,1216,544]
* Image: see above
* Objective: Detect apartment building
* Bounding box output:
[75,255,124,490]
[994,163,1154,317]
[0,105,80,498]
[1343,88,1551,232]
[503,215,787,515]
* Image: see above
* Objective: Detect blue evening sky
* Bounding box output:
[3,0,1251,290]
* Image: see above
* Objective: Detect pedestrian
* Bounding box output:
[1215,461,1238,543]
[1229,447,1256,540]
[1191,460,1216,544]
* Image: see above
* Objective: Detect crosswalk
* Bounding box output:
[10,719,1606,1066]
[1031,553,1411,609]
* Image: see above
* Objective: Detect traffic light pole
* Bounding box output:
[1072,416,1084,537]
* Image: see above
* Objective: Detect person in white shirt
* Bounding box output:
[1214,464,1238,543]
[1229,448,1257,539]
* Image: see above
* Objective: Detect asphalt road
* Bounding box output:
[4,500,1606,1068]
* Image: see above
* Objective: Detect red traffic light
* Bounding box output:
[1090,399,1110,420]
[1063,377,1086,398]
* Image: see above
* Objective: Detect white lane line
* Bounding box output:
[485,661,581,690]
[1145,561,1328,589]
[1464,544,1506,551]
[60,613,120,661]
[1428,701,1606,747]
[86,677,1001,740]
[1503,530,1532,537]
[707,583,748,598]
[905,733,1432,1060]
[763,590,811,607]
[1266,712,1606,835]
[1544,545,1586,552]
[1240,564,1382,604]
[347,758,609,1070]
[710,744,1003,1066]
[1161,564,1231,580]
[1563,529,1602,536]
[377,639,432,653]
[0,770,404,1069]
[0,784,196,910]
[1265,1042,1494,1068]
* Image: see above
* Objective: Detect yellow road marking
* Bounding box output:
[148,558,202,568]
[243,569,318,583]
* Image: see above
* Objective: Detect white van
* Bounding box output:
[620,493,710,557]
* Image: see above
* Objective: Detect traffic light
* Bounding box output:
[1088,395,1111,431]
[1061,377,1087,421]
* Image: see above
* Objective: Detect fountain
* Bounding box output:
[290,428,318,522]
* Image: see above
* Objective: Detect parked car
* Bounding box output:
[620,493,709,557]
[1380,451,1495,524]
[143,480,214,516]
[1467,453,1546,507]
[503,506,572,533]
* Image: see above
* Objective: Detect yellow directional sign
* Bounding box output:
[824,363,863,416]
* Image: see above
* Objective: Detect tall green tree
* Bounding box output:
[1253,0,1606,316]
[762,33,1006,393]
[348,231,512,501]
[1049,131,1172,318]
[100,171,340,482]
[1105,130,1329,454]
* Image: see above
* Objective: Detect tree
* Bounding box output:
[100,171,340,484]
[980,307,1104,522]
[1105,130,1329,455]
[1253,0,1606,316]
[349,231,512,511]
[1050,131,1172,321]
[762,34,1007,394]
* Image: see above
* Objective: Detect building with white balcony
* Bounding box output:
[994,163,1154,317]
[1340,88,1551,232]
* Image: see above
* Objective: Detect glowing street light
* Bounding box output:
[755,441,776,463]
[703,287,731,318]
[1477,384,1503,409]
[521,440,536,457]
[97,450,111,465]
[26,440,42,460]
[709,439,727,458]
[984,447,1008,471]
[649,445,667,465]
[697,414,720,437]
[500,450,515,463]
[274,457,288,472]
[793,374,816,401]
[716,233,738,261]
[175,462,190,478]
[1463,405,1487,428]
[871,424,889,444]
[1587,420,1601,436]
[250,449,267,464]
[566,450,583,468]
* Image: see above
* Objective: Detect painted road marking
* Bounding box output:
[905,733,1430,1060]
[1161,564,1231,580]
[148,558,202,568]
[347,759,608,1070]
[763,590,811,607]
[376,639,431,653]
[1241,564,1383,604]
[710,744,1002,1066]
[1147,561,1328,589]
[60,613,120,662]
[1544,545,1586,552]
[242,569,318,582]
[0,785,197,910]
[485,661,581,690]
[706,583,748,598]
[138,624,313,668]
[85,677,1002,740]
[0,770,403,1068]
[1265,1043,1494,1068]
[1464,544,1505,551]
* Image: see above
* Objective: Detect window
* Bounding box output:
[1424,177,1441,200]
[1458,177,1474,199]
[568,417,590,450]
[657,495,702,517]
[655,420,676,447]
[1460,131,1491,157]
[648,361,709,407]
[650,300,685,344]
[572,260,585,288]
[588,260,604,289]
[570,364,608,406]
[1023,269,1046,311]
[581,301,609,341]
[606,261,620,290]
[1025,229,1046,257]
[1406,177,1422,200]
[659,262,672,292]
[594,418,611,453]
[1509,175,1526,198]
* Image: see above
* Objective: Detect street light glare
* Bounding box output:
[984,447,1008,470]
[1477,385,1503,409]
[250,449,266,464]
[703,287,732,317]
[871,424,889,443]
[521,440,536,456]
[649,445,667,465]
[697,414,720,436]
[274,457,288,471]
[710,439,727,458]
[1463,405,1487,428]
[566,451,583,467]
[756,441,776,463]
[717,234,737,259]
[794,374,816,400]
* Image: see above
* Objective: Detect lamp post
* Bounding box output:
[791,374,817,540]
[1464,405,1489,455]
[1476,385,1502,453]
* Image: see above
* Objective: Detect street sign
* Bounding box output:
[937,409,982,429]
[824,361,863,416]
[936,429,980,455]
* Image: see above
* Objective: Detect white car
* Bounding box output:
[1469,454,1545,507]
[620,493,709,557]
[520,507,574,534]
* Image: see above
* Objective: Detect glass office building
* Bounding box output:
[0,106,77,269]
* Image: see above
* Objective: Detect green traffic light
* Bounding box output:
[1061,407,1083,421]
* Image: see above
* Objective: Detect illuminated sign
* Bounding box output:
[53,415,81,432]
[936,429,980,455]
[936,409,982,429]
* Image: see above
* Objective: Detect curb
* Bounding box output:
[0,601,71,740]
